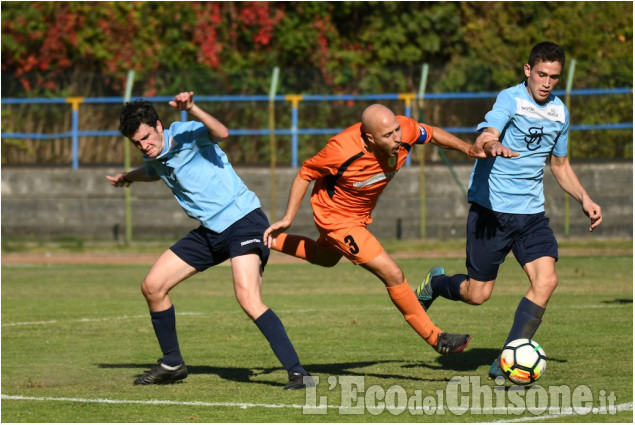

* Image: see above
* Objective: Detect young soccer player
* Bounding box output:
[415,42,603,378]
[263,103,516,355]
[107,91,312,390]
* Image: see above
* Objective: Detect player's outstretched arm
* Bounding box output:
[428,126,474,156]
[264,174,311,247]
[473,129,519,158]
[105,167,156,187]
[169,91,229,142]
[550,155,603,232]
[429,126,518,159]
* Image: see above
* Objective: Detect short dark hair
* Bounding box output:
[528,41,565,69]
[118,99,160,139]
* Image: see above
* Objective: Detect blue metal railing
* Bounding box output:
[1,88,632,168]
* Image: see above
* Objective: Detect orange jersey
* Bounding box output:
[299,116,433,229]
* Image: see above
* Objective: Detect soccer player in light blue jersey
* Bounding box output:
[106,92,312,390]
[415,42,603,378]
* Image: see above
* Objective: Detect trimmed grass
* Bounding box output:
[1,242,632,422]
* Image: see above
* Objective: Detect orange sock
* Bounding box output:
[271,233,310,260]
[386,280,441,347]
[272,233,340,267]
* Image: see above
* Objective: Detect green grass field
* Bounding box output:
[1,240,632,422]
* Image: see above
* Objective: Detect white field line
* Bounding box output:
[1,312,204,327]
[485,401,633,423]
[2,302,628,328]
[570,304,633,309]
[0,394,334,410]
[1,308,395,327]
[1,394,631,420]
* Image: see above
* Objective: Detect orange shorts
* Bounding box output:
[315,223,384,265]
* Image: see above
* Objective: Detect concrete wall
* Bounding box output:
[1,163,632,241]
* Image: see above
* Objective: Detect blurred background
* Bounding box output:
[1,1,632,166]
[1,1,632,242]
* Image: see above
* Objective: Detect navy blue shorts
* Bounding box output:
[170,208,270,272]
[466,203,558,281]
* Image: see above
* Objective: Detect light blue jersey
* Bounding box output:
[144,121,261,233]
[468,82,569,213]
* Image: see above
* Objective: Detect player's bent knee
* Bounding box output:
[463,278,495,305]
[469,292,491,305]
[550,275,559,289]
[540,275,559,294]
[313,257,339,267]
[322,257,340,267]
[140,279,167,301]
[312,251,342,267]
[463,286,492,305]
[236,295,266,319]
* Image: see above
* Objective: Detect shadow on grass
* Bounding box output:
[412,347,502,372]
[98,362,284,388]
[431,347,567,369]
[602,298,633,304]
[99,350,507,388]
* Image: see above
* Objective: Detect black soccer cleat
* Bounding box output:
[435,333,471,355]
[283,371,315,390]
[134,360,188,385]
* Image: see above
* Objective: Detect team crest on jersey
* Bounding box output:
[162,166,177,184]
[525,127,544,151]
[388,156,397,168]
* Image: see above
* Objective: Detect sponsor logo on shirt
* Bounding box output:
[515,98,565,123]
[353,171,397,188]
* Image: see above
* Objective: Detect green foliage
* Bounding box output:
[441,1,633,92]
[0,1,632,164]
[2,1,631,95]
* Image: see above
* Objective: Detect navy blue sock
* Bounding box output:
[254,309,306,375]
[504,297,545,346]
[431,273,466,301]
[150,305,183,367]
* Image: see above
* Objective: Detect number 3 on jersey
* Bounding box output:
[344,235,359,254]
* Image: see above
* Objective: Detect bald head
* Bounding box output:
[361,104,396,135]
[359,104,402,157]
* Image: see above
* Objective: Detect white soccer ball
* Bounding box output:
[499,338,547,385]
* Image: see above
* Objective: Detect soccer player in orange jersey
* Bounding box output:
[264,104,516,354]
